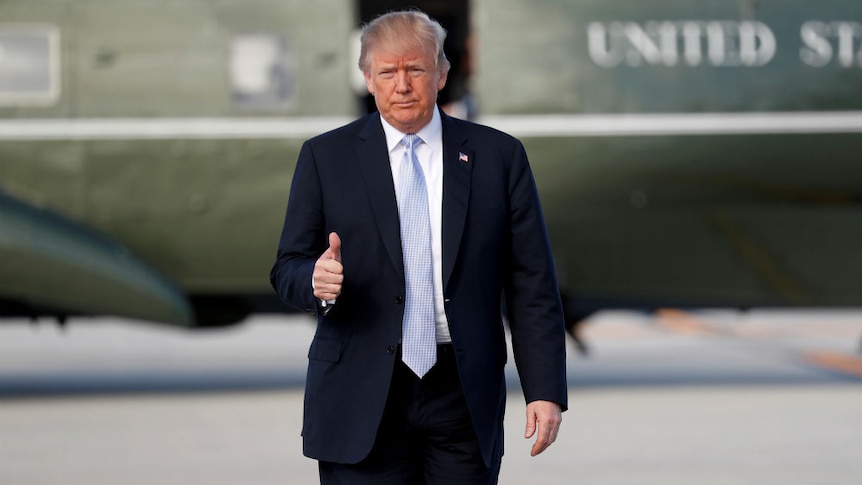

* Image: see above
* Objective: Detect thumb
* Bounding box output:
[327,232,342,263]
[525,408,537,439]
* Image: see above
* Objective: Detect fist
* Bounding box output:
[313,232,343,301]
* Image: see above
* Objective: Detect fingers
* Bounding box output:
[525,401,562,457]
[314,232,343,300]
[313,259,343,300]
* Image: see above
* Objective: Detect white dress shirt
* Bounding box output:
[380,109,451,344]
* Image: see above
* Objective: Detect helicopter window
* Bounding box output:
[0,25,59,106]
[230,34,295,110]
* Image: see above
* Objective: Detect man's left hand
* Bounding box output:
[524,400,562,456]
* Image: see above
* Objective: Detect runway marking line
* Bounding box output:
[653,309,725,336]
[802,351,862,379]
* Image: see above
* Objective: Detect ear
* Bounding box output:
[437,68,448,91]
[364,70,374,95]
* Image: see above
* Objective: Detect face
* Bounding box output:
[363,44,448,134]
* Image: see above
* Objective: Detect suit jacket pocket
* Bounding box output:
[308,336,342,363]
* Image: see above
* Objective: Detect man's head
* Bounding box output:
[360,11,450,134]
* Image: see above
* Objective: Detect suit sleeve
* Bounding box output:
[270,141,327,315]
[502,140,568,411]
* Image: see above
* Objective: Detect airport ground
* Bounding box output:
[1,309,861,484]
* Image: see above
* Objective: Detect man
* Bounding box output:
[271,10,567,484]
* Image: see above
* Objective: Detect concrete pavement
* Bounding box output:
[1,311,861,484]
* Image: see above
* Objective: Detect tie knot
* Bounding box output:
[402,134,420,150]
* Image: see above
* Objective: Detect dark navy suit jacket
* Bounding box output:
[270,109,567,466]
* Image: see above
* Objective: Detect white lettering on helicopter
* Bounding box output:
[588,21,776,68]
[588,20,862,68]
[800,21,862,67]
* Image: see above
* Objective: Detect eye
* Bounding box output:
[409,67,426,78]
[379,70,395,79]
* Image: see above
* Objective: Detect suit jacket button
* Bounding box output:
[395,296,404,304]
[387,345,395,355]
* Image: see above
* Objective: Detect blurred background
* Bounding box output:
[2,0,862,483]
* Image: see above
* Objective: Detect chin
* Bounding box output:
[392,118,419,131]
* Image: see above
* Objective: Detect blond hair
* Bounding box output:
[358,10,450,73]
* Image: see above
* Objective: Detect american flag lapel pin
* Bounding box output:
[459,152,469,163]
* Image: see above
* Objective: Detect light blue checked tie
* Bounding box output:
[398,134,436,378]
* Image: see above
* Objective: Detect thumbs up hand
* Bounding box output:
[313,232,343,301]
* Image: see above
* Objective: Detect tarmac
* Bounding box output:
[1,310,861,484]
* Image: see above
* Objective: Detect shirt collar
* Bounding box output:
[380,107,442,153]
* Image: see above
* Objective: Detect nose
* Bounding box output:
[395,70,411,93]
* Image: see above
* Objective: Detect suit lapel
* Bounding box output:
[356,114,404,278]
[441,113,473,291]
[354,111,473,288]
